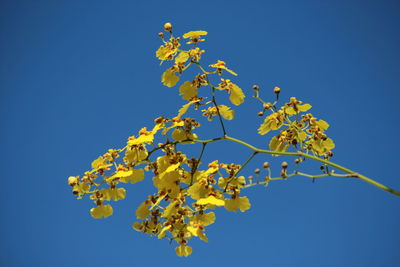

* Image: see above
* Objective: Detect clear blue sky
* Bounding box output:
[1,1,399,266]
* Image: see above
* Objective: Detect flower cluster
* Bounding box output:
[69,22,398,258]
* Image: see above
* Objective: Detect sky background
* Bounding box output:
[1,0,399,266]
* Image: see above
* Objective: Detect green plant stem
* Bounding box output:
[224,151,258,192]
[194,62,227,136]
[189,143,207,185]
[191,135,400,196]
[244,172,353,188]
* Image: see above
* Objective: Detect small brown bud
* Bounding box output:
[252,85,259,91]
[281,161,288,169]
[154,116,164,124]
[158,32,164,38]
[254,168,260,174]
[295,158,301,164]
[274,86,281,94]
[164,22,172,32]
[257,111,264,117]
[263,162,270,169]
[328,151,334,157]
[320,165,325,171]
[263,103,272,110]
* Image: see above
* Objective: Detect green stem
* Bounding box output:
[194,62,227,136]
[190,135,400,197]
[224,151,258,192]
[189,143,207,185]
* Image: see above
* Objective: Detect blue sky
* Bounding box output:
[1,0,399,266]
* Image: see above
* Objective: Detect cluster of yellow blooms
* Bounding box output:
[68,22,344,257]
[258,96,335,156]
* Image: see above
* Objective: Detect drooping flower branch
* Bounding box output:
[68,23,400,257]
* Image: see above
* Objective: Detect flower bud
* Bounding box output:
[154,116,164,124]
[274,86,281,94]
[158,32,164,38]
[257,111,264,117]
[68,176,78,186]
[263,162,270,169]
[281,161,288,169]
[252,85,259,91]
[164,22,172,32]
[254,168,260,174]
[263,103,272,110]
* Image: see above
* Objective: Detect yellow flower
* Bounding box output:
[100,187,126,201]
[187,225,208,242]
[218,176,246,189]
[188,182,211,200]
[116,169,145,184]
[197,195,225,206]
[202,105,234,121]
[162,200,179,218]
[158,225,172,239]
[72,183,90,196]
[124,147,148,164]
[308,138,335,156]
[216,79,245,106]
[224,196,251,212]
[171,128,198,142]
[136,200,151,219]
[189,47,205,61]
[175,51,190,64]
[258,110,285,135]
[190,212,216,226]
[153,171,181,198]
[90,204,113,219]
[217,105,235,120]
[179,81,198,100]
[91,156,111,174]
[183,30,208,44]
[127,127,157,146]
[175,245,192,257]
[68,176,78,186]
[176,99,200,119]
[284,97,312,115]
[156,43,178,62]
[209,60,238,76]
[316,119,329,130]
[161,67,180,87]
[183,31,208,39]
[269,135,289,153]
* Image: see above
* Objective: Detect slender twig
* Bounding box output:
[189,135,400,196]
[189,143,207,185]
[194,62,227,136]
[224,151,258,192]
